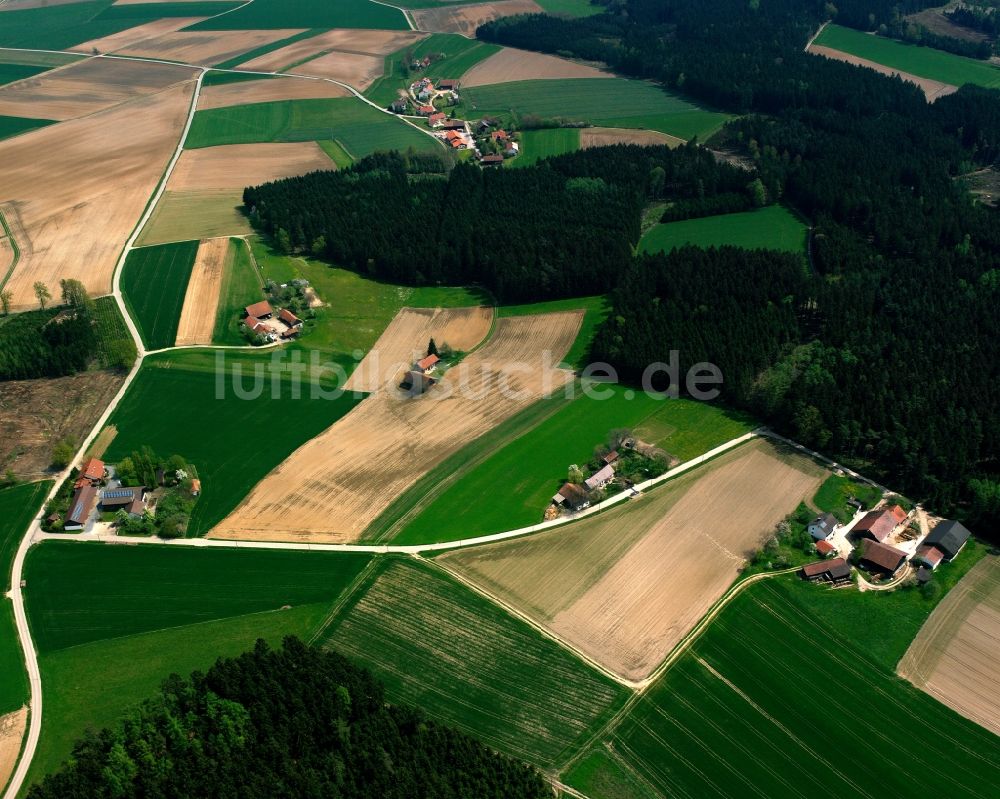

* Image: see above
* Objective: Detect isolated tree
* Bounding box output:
[50,439,75,470]
[427,338,438,357]
[568,464,584,484]
[747,177,767,207]
[0,289,11,315]
[60,278,92,312]
[33,281,51,310]
[275,228,292,254]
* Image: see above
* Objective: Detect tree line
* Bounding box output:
[27,637,551,799]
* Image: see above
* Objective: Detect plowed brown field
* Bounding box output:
[169,142,334,191]
[411,1,543,37]
[581,127,684,149]
[71,17,206,54]
[196,76,350,110]
[0,56,195,121]
[441,439,827,682]
[114,29,306,66]
[461,47,610,87]
[898,556,1000,735]
[211,310,582,543]
[237,29,425,74]
[0,80,196,310]
[174,237,231,346]
[0,708,27,797]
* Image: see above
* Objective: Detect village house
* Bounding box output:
[416,104,435,116]
[445,130,466,150]
[553,482,590,512]
[913,544,945,570]
[490,130,508,143]
[75,457,106,489]
[921,519,971,562]
[504,140,520,157]
[602,450,619,467]
[808,512,840,541]
[480,154,503,166]
[437,79,459,92]
[278,308,303,335]
[245,300,273,320]
[858,538,908,578]
[441,119,465,131]
[852,504,907,543]
[99,486,146,518]
[191,479,201,497]
[64,484,98,531]
[815,539,837,558]
[414,353,439,373]
[390,98,409,114]
[584,464,614,492]
[428,112,446,127]
[401,370,435,395]
[800,557,851,584]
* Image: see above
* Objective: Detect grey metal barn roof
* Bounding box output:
[102,488,138,500]
[924,520,971,559]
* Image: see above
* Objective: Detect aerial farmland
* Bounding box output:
[1,1,999,797]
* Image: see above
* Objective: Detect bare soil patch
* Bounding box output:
[169,142,333,192]
[174,237,231,346]
[442,438,827,682]
[196,76,350,111]
[0,80,196,310]
[289,51,385,90]
[461,47,609,87]
[808,43,959,102]
[211,310,583,543]
[0,707,27,795]
[906,7,990,44]
[898,556,1000,735]
[237,29,425,74]
[70,17,206,54]
[0,370,126,480]
[581,126,684,149]
[137,189,251,247]
[0,56,196,121]
[344,306,494,393]
[412,1,544,37]
[115,28,307,66]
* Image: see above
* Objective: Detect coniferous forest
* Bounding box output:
[245,0,1000,536]
[27,638,551,799]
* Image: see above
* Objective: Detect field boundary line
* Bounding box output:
[427,556,639,688]
[306,558,381,645]
[0,209,20,292]
[369,0,417,31]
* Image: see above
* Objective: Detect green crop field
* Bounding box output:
[814,24,1000,89]
[217,30,325,71]
[0,62,49,87]
[365,33,502,108]
[319,558,629,768]
[95,2,241,20]
[29,602,329,784]
[0,50,82,68]
[102,349,364,534]
[535,0,605,16]
[187,0,407,31]
[248,235,487,356]
[462,78,732,141]
[640,204,808,255]
[0,0,130,50]
[120,240,198,351]
[212,238,262,345]
[185,97,438,158]
[511,128,580,167]
[92,296,139,369]
[564,576,1000,798]
[390,385,753,544]
[0,481,50,716]
[24,542,371,652]
[0,115,54,142]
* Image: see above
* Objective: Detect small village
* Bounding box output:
[388,64,520,165]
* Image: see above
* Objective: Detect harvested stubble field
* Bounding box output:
[461,47,609,87]
[196,76,350,111]
[237,28,425,80]
[70,15,206,54]
[186,0,409,31]
[318,558,629,768]
[174,237,230,346]
[581,126,684,148]
[344,305,493,393]
[104,350,365,534]
[898,556,1000,735]
[809,44,958,102]
[212,310,582,543]
[0,370,125,480]
[565,578,1000,799]
[168,141,335,192]
[411,1,543,36]
[136,189,252,246]
[0,80,195,310]
[0,54,195,121]
[0,706,27,795]
[442,438,827,682]
[113,28,309,65]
